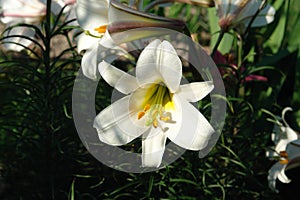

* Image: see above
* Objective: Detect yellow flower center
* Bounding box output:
[137,83,175,130]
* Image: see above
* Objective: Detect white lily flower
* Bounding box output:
[266,107,300,192]
[268,140,300,193]
[94,39,215,167]
[266,108,299,158]
[76,0,188,81]
[214,0,275,33]
[75,0,111,80]
[0,0,73,51]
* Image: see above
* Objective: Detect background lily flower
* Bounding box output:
[214,0,275,33]
[266,108,299,158]
[268,140,300,193]
[0,0,70,51]
[93,39,215,167]
[108,0,187,35]
[75,0,111,80]
[76,0,188,80]
[266,107,300,192]
[75,0,108,51]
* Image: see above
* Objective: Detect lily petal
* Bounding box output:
[99,31,117,49]
[274,126,298,153]
[248,2,275,27]
[81,43,99,80]
[268,162,290,193]
[94,95,147,145]
[99,61,139,94]
[167,95,214,150]
[177,81,214,102]
[108,1,186,34]
[75,0,108,33]
[136,40,182,92]
[77,33,100,53]
[277,164,291,184]
[142,128,167,167]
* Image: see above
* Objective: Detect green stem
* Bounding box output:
[243,0,267,37]
[211,30,225,57]
[235,33,245,99]
[236,33,243,69]
[44,0,54,199]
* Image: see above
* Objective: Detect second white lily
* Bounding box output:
[94,39,215,167]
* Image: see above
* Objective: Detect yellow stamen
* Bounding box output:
[137,111,145,120]
[94,25,107,34]
[160,116,171,122]
[136,83,175,129]
[153,119,158,128]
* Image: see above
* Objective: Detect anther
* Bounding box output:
[94,25,107,34]
[144,104,150,111]
[137,111,145,120]
[279,159,289,165]
[279,151,288,158]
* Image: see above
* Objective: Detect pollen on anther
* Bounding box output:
[279,151,288,158]
[94,24,107,34]
[144,104,150,111]
[137,111,145,120]
[279,159,289,164]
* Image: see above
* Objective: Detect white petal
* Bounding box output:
[237,0,259,18]
[214,0,229,18]
[136,39,182,92]
[277,164,291,184]
[99,32,117,49]
[75,0,108,32]
[136,39,162,86]
[286,127,299,141]
[268,162,289,193]
[274,127,298,153]
[142,128,167,167]
[177,81,214,102]
[167,95,214,150]
[98,61,139,94]
[93,95,147,145]
[76,33,100,53]
[158,41,182,92]
[251,3,275,27]
[81,43,99,80]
